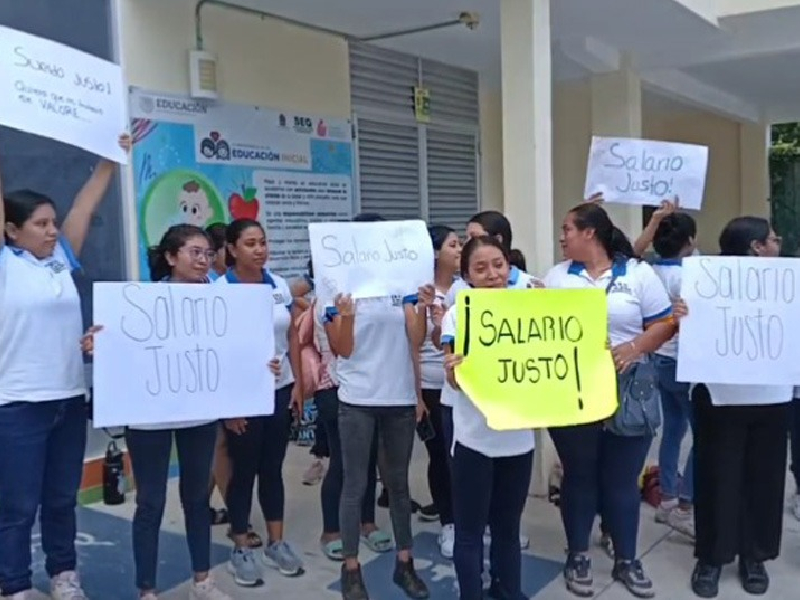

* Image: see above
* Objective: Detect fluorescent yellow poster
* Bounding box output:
[454,288,617,429]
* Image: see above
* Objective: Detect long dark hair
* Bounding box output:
[225,218,264,266]
[653,213,697,259]
[468,211,526,270]
[718,216,771,256]
[147,224,210,281]
[205,222,227,252]
[460,235,509,277]
[353,212,385,222]
[569,203,638,262]
[3,189,56,244]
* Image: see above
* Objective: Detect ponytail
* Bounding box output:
[147,246,171,282]
[610,227,639,262]
[508,248,527,271]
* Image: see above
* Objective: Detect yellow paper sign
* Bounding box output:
[454,288,618,429]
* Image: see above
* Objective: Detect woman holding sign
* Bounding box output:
[114,224,232,600]
[545,203,675,599]
[216,218,305,586]
[327,213,431,600]
[441,235,536,600]
[419,225,460,558]
[0,135,129,600]
[674,217,790,599]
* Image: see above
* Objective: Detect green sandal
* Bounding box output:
[321,539,344,561]
[360,529,394,553]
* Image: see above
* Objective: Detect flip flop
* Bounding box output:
[360,529,394,553]
[321,539,344,561]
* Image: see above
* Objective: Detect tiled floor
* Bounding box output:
[26,439,800,599]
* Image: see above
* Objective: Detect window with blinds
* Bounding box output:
[349,42,480,228]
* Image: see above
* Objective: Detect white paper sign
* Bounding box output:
[0,25,127,163]
[92,283,275,427]
[308,219,434,306]
[584,136,708,210]
[677,256,800,385]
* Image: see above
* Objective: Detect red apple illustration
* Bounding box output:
[229,186,260,220]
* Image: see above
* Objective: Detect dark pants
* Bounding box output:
[311,412,330,459]
[692,385,789,566]
[316,387,377,534]
[451,443,533,600]
[127,421,217,590]
[0,397,87,595]
[421,389,454,526]
[339,401,416,558]
[790,397,800,491]
[226,384,293,534]
[441,404,454,464]
[550,422,652,561]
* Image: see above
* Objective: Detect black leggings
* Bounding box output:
[422,388,454,526]
[225,384,293,534]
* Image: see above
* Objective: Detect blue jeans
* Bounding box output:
[126,422,217,591]
[654,354,694,502]
[0,397,87,595]
[550,422,652,561]
[451,443,533,600]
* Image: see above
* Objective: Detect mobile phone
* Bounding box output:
[416,413,436,442]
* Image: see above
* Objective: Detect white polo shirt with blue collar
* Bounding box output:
[544,258,673,349]
[0,238,86,404]
[216,268,295,391]
[325,293,418,407]
[440,267,540,408]
[650,257,683,359]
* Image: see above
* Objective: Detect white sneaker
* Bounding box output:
[655,499,678,524]
[667,507,695,539]
[792,494,800,522]
[189,577,232,600]
[51,571,87,600]
[482,527,529,549]
[439,524,455,559]
[140,594,158,600]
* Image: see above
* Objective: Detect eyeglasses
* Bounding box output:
[184,247,217,262]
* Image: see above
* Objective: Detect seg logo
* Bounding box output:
[200,131,230,160]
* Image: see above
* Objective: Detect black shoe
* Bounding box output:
[418,503,439,522]
[612,560,655,598]
[564,553,593,598]
[691,562,720,598]
[341,564,369,600]
[738,559,769,595]
[393,558,429,599]
[377,487,389,508]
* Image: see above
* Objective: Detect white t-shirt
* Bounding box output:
[419,288,447,390]
[440,267,539,407]
[651,259,682,359]
[325,294,417,407]
[216,269,295,390]
[441,304,535,458]
[701,383,793,407]
[0,239,86,404]
[544,259,672,349]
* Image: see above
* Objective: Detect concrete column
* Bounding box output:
[500,0,554,277]
[590,66,644,238]
[739,122,770,218]
[500,0,556,499]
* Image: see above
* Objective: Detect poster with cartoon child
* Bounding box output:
[130,88,354,281]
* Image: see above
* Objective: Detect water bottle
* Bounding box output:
[102,440,126,505]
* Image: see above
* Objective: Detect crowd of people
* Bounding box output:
[0,135,798,600]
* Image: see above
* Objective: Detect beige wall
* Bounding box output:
[120,0,350,116]
[479,89,504,212]
[480,78,759,262]
[644,108,743,254]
